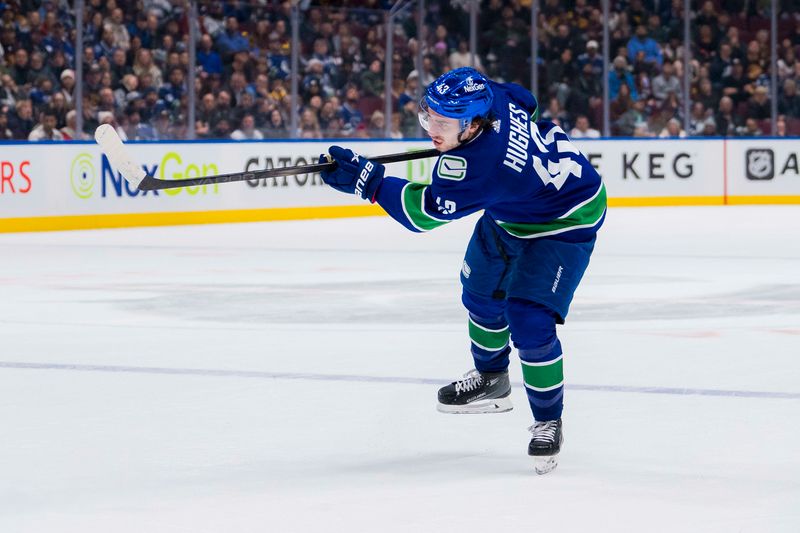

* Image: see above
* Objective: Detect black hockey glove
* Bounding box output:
[319,146,385,202]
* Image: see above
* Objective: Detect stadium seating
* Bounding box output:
[1,1,797,141]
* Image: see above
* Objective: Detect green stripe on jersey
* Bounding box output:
[521,356,564,391]
[497,183,607,239]
[401,183,450,232]
[468,317,510,351]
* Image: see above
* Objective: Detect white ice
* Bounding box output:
[0,205,798,533]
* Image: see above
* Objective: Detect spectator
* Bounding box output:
[231,114,264,140]
[658,117,687,138]
[339,83,364,135]
[367,110,385,138]
[309,38,339,82]
[777,46,796,82]
[396,71,420,136]
[616,96,648,136]
[0,109,15,140]
[449,40,483,72]
[196,92,218,130]
[611,83,635,122]
[235,91,258,124]
[547,48,579,107]
[694,24,718,61]
[109,48,131,87]
[710,43,735,85]
[132,48,163,88]
[263,108,288,139]
[388,112,403,139]
[737,117,762,137]
[11,49,31,88]
[418,55,438,87]
[360,59,384,98]
[566,63,603,127]
[721,59,748,105]
[27,52,55,88]
[651,61,682,102]
[775,115,787,137]
[319,99,343,134]
[266,34,291,80]
[633,122,653,137]
[97,87,117,113]
[60,109,87,140]
[159,68,186,109]
[114,74,139,109]
[715,96,740,137]
[540,97,570,131]
[123,108,158,140]
[688,102,715,136]
[778,79,800,118]
[746,86,771,120]
[215,90,234,123]
[105,8,131,51]
[216,17,250,60]
[569,115,601,139]
[696,78,719,112]
[627,25,663,69]
[297,107,321,138]
[153,109,175,140]
[609,56,638,100]
[49,92,69,128]
[197,34,222,76]
[0,74,23,109]
[28,107,64,141]
[9,99,35,139]
[95,27,118,61]
[577,40,604,78]
[302,58,335,100]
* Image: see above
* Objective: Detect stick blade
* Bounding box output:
[94,124,147,189]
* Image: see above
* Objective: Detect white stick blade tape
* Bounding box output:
[94,124,146,189]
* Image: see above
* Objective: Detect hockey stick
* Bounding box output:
[94,124,439,192]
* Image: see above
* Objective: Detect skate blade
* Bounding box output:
[436,396,513,414]
[533,454,559,475]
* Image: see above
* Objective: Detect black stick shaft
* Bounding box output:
[138,148,439,191]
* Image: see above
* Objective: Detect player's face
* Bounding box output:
[418,106,463,151]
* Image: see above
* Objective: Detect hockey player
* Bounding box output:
[319,67,605,474]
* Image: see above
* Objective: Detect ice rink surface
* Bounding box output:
[0,205,798,532]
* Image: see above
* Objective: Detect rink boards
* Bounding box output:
[0,137,798,232]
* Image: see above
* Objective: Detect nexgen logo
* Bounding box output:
[72,152,220,199]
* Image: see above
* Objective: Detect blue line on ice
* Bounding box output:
[1,361,798,400]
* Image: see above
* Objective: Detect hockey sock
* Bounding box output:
[468,313,511,373]
[506,298,564,421]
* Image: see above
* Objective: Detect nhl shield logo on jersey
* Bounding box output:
[745,149,775,180]
[437,155,468,181]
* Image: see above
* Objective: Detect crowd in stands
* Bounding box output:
[0,0,798,142]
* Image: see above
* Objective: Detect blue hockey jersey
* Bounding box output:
[375,81,606,243]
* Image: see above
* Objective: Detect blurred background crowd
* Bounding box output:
[0,0,799,142]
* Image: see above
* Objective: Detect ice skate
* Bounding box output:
[528,419,563,475]
[437,369,513,414]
